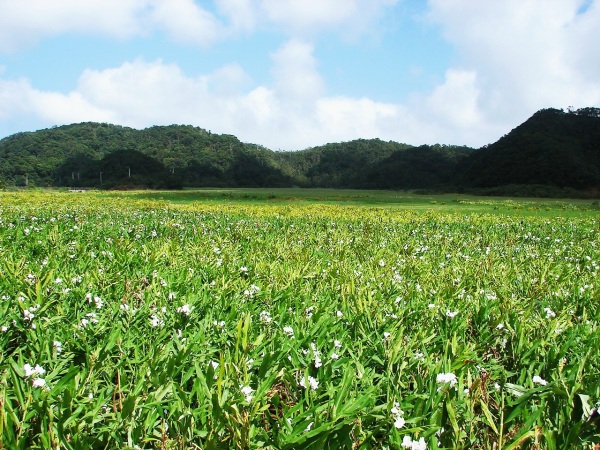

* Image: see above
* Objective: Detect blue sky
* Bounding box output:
[0,0,598,150]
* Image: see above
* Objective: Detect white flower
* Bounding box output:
[445,310,458,319]
[391,401,406,429]
[283,326,295,338]
[300,375,319,391]
[436,372,458,388]
[402,435,427,450]
[150,315,164,328]
[544,307,556,319]
[168,292,177,300]
[32,378,47,388]
[496,323,504,330]
[394,416,406,429]
[177,304,192,316]
[24,363,46,377]
[336,310,343,318]
[259,311,272,323]
[334,339,342,348]
[532,375,548,386]
[241,385,254,402]
[23,309,35,321]
[331,352,339,360]
[53,341,63,354]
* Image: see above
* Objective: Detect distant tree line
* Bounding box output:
[0,107,598,196]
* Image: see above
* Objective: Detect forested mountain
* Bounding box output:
[0,107,598,195]
[457,107,600,195]
[0,123,292,188]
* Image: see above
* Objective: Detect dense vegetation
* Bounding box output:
[0,107,598,195]
[457,108,600,195]
[1,190,599,448]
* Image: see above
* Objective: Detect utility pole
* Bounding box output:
[128,167,131,178]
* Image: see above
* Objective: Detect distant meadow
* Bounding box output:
[0,189,599,449]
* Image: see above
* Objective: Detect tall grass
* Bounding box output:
[0,191,598,449]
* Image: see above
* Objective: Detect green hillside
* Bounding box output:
[458,108,600,195]
[0,107,599,196]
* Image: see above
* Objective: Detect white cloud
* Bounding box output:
[0,0,229,51]
[259,0,399,36]
[270,40,325,100]
[2,2,599,150]
[149,0,224,46]
[426,0,600,124]
[0,0,152,52]
[316,97,399,140]
[216,0,257,32]
[0,0,401,52]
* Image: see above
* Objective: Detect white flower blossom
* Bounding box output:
[300,375,319,391]
[436,372,458,388]
[402,435,427,450]
[150,315,164,328]
[241,385,254,402]
[260,311,272,323]
[391,402,406,429]
[24,363,46,377]
[177,304,192,316]
[283,326,295,338]
[532,375,548,386]
[32,378,47,388]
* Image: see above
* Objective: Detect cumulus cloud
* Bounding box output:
[0,0,230,51]
[270,40,325,101]
[259,0,399,37]
[0,0,401,52]
[216,0,257,32]
[149,0,224,46]
[0,0,152,52]
[426,0,600,124]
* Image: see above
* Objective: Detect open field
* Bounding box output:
[1,189,599,449]
[113,188,600,218]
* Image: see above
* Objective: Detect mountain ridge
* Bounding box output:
[0,107,598,197]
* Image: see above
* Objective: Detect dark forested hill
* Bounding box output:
[457,108,600,194]
[0,107,598,195]
[0,123,292,188]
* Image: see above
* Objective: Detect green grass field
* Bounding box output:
[1,189,599,449]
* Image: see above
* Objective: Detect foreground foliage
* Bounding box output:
[0,191,599,449]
